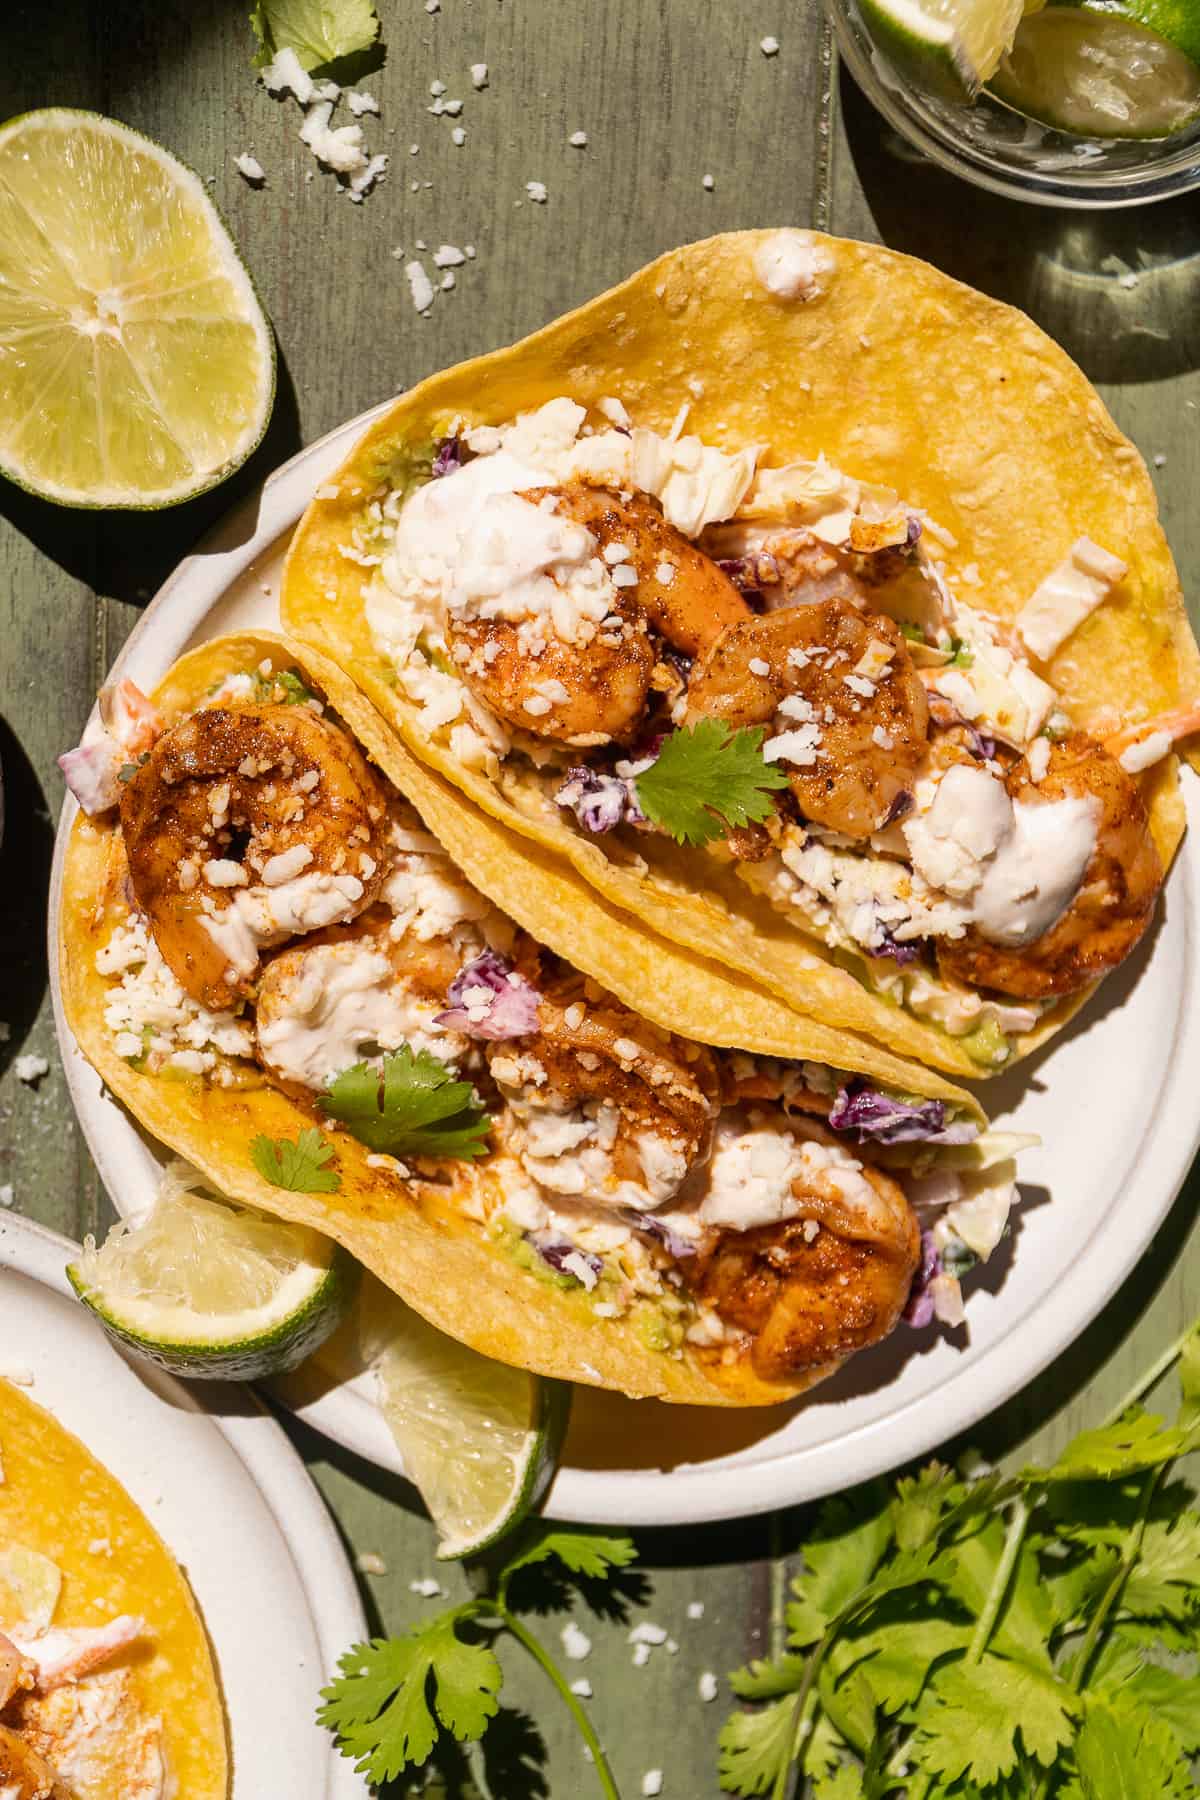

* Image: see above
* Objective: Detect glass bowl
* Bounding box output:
[827,0,1200,207]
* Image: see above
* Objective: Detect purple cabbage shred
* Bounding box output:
[555,766,644,834]
[618,1209,696,1260]
[869,927,922,968]
[827,1078,978,1146]
[882,790,914,825]
[431,436,464,478]
[905,514,923,547]
[526,1231,603,1289]
[902,1231,941,1329]
[436,950,540,1040]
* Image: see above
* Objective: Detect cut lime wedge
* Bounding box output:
[67,1164,355,1380]
[370,1289,570,1559]
[992,8,1200,135]
[0,109,274,508]
[858,0,1027,95]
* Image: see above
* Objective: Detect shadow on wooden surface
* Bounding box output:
[0,347,301,607]
[0,717,52,1072]
[836,64,1200,385]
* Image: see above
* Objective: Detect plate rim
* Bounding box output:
[0,1208,369,1798]
[46,404,1200,1527]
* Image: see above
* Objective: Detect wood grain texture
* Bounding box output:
[2,1,1198,1792]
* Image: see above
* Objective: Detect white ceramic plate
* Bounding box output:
[0,1209,368,1798]
[48,409,1200,1527]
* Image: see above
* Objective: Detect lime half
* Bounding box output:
[0,110,274,508]
[67,1165,355,1380]
[992,8,1200,135]
[858,0,1028,96]
[372,1297,570,1560]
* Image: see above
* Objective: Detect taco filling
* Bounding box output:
[61,639,1025,1402]
[351,391,1176,1067]
[0,1380,227,1800]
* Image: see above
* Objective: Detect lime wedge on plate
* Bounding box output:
[992,8,1200,135]
[372,1297,571,1559]
[857,0,1029,96]
[67,1165,355,1380]
[0,109,274,508]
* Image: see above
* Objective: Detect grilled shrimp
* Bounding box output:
[693,1126,919,1381]
[937,732,1163,999]
[445,483,750,746]
[685,599,930,838]
[450,603,657,746]
[536,485,751,658]
[488,983,719,1208]
[254,908,468,1092]
[121,705,389,1010]
[0,1725,70,1800]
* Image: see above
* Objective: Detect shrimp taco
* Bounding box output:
[0,1376,227,1799]
[281,229,1200,1080]
[58,632,1025,1407]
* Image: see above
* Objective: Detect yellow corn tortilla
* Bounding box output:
[0,1377,228,1799]
[60,631,983,1407]
[281,229,1198,1079]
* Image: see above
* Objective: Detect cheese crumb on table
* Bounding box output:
[0,1186,13,1209]
[702,173,714,189]
[569,1677,593,1698]
[234,152,266,184]
[526,179,548,202]
[347,89,380,116]
[698,1670,719,1702]
[569,130,588,146]
[471,62,489,88]
[356,1551,387,1576]
[452,126,466,145]
[760,34,780,53]
[686,1601,705,1619]
[13,1053,49,1084]
[409,1576,443,1597]
[405,261,436,313]
[642,1772,664,1797]
[561,1621,592,1660]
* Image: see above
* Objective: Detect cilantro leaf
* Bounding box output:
[322,1049,491,1160]
[728,1652,809,1701]
[1096,1655,1200,1753]
[717,1695,798,1797]
[913,1657,1077,1785]
[785,1484,895,1647]
[1119,1510,1200,1619]
[941,1518,1055,1667]
[318,1620,501,1786]
[1178,1321,1200,1429]
[501,1528,637,1583]
[251,1126,340,1192]
[841,1618,971,1712]
[1026,1409,1192,1482]
[890,1463,964,1551]
[250,0,380,71]
[813,1767,865,1800]
[634,720,789,848]
[1074,1698,1194,1799]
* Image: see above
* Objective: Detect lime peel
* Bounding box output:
[67,1168,354,1381]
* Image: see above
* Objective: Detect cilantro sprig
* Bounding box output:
[319,1528,636,1794]
[719,1314,1200,1800]
[635,720,789,848]
[251,1126,340,1192]
[321,1046,491,1160]
[316,1318,1200,1799]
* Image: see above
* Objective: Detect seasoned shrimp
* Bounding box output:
[445,482,750,746]
[488,984,719,1208]
[121,704,389,1010]
[450,603,657,746]
[685,599,930,837]
[254,907,469,1092]
[533,484,751,657]
[937,732,1163,1000]
[693,1127,919,1381]
[0,1725,69,1800]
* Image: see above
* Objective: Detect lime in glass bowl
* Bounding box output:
[828,0,1200,205]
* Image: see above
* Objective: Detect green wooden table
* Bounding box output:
[2,3,1198,1792]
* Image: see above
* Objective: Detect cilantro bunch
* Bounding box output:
[319,1529,637,1795]
[719,1319,1200,1799]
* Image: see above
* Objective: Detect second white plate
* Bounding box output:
[48,408,1200,1527]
